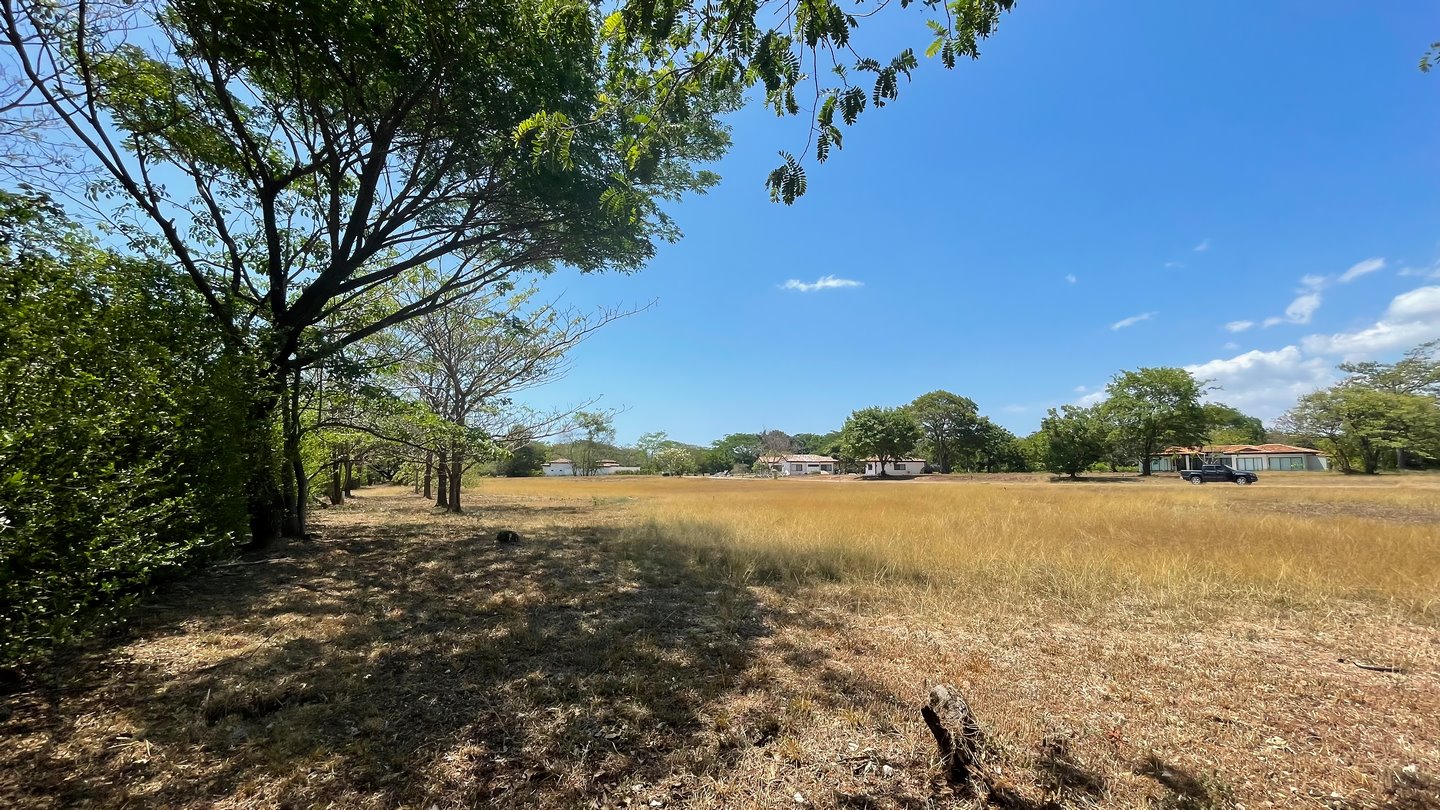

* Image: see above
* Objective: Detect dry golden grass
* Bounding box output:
[2,474,1437,809]
[483,474,1440,619]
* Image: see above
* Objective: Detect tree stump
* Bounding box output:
[495,529,521,545]
[921,683,987,791]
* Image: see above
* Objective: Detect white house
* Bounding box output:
[1151,444,1330,472]
[542,458,642,476]
[759,454,839,476]
[863,457,927,476]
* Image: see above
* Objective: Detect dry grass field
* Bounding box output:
[3,474,1438,809]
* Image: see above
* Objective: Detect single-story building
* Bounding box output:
[542,458,641,476]
[863,458,927,476]
[759,454,839,476]
[1151,444,1330,473]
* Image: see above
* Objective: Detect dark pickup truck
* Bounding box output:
[1182,464,1258,485]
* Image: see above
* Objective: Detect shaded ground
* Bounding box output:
[2,485,1437,809]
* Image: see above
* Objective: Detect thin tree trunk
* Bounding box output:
[281,367,307,537]
[436,450,449,507]
[447,455,463,513]
[423,452,434,499]
[329,456,344,505]
[343,457,355,496]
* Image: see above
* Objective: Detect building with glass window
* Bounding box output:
[1150,444,1329,472]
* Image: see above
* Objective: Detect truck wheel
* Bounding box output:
[1188,475,1203,485]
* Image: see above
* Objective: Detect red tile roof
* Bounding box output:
[758,454,839,463]
[1161,444,1323,455]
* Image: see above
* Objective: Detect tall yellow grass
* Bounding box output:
[478,476,1440,618]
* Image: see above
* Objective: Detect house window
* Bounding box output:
[791,464,803,472]
[893,462,907,471]
[820,464,832,471]
[1235,457,1263,471]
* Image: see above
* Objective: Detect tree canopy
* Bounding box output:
[842,406,920,476]
[1101,367,1207,476]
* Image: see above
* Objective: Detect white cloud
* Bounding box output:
[1065,273,1078,284]
[1338,257,1385,283]
[1185,284,1440,423]
[1194,238,1211,253]
[1263,291,1321,327]
[1399,260,1440,279]
[1076,390,1106,407]
[1073,385,1088,393]
[1186,346,1336,421]
[1301,285,1440,358]
[781,274,863,293]
[1111,311,1156,330]
[1164,261,1184,269]
[1223,341,1239,350]
[1224,320,1254,333]
[1299,273,1328,291]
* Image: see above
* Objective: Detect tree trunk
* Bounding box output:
[447,455,463,513]
[423,452,433,499]
[329,455,344,505]
[436,450,449,507]
[280,367,307,538]
[343,457,355,496]
[1360,438,1379,474]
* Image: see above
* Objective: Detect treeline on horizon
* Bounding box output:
[502,347,1440,480]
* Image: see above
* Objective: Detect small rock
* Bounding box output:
[793,792,807,804]
[882,765,894,778]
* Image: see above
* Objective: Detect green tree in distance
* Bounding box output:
[907,390,982,474]
[1101,368,1207,476]
[1039,405,1106,478]
[842,407,921,478]
[1202,403,1266,446]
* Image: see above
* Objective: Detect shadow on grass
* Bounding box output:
[0,490,774,808]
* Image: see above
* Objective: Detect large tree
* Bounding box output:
[907,390,983,474]
[1039,405,1106,478]
[842,406,921,478]
[2,0,1016,541]
[1101,367,1207,476]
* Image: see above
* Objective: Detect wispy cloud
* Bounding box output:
[780,274,863,293]
[1338,257,1385,283]
[1065,273,1078,284]
[1073,385,1088,393]
[1164,261,1184,269]
[1263,291,1321,327]
[1194,238,1211,253]
[1111,311,1157,331]
[1224,320,1254,333]
[1398,260,1440,279]
[1223,341,1239,350]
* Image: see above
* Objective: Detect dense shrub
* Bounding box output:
[0,192,259,665]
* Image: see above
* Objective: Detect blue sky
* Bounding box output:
[520,1,1440,446]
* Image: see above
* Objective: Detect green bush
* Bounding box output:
[0,192,258,666]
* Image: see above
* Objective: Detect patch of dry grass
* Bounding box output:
[2,476,1437,809]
